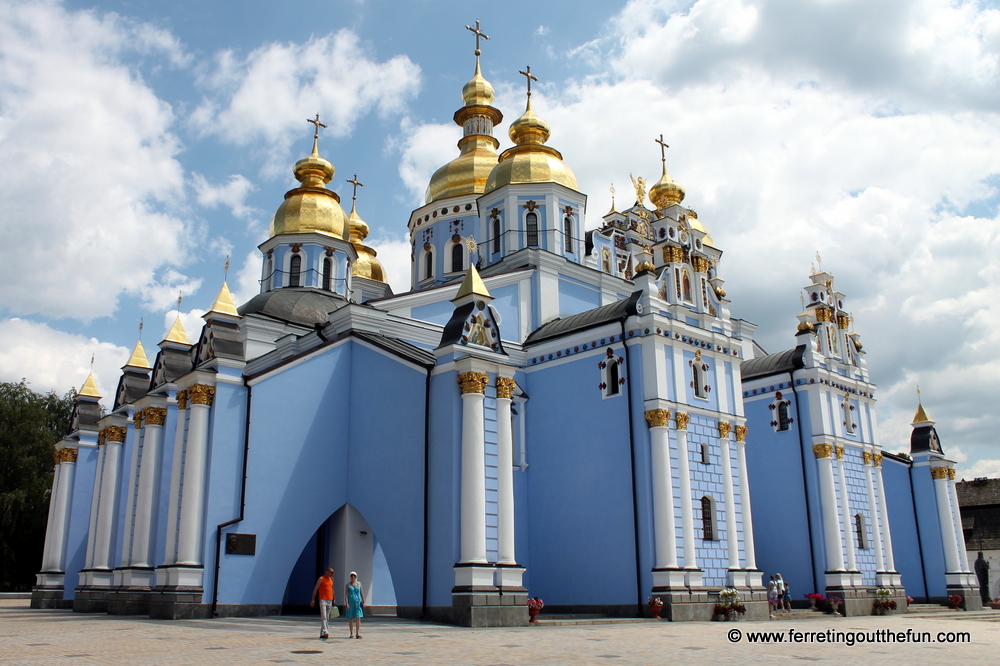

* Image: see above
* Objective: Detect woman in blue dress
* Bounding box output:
[345,571,365,638]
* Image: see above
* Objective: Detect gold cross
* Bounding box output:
[224,254,230,281]
[307,113,327,140]
[347,174,364,202]
[465,19,489,56]
[138,317,144,339]
[655,134,669,163]
[519,65,538,97]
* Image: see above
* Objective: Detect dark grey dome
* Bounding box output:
[239,288,344,326]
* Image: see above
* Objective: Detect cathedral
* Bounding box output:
[31,28,979,625]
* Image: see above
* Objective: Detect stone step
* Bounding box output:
[770,609,831,621]
[531,616,659,626]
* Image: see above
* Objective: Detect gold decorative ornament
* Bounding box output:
[648,134,685,209]
[814,306,833,323]
[629,173,647,207]
[837,314,850,330]
[812,443,832,459]
[863,451,873,466]
[644,409,671,428]
[53,450,60,465]
[735,425,748,442]
[496,377,518,399]
[930,467,949,480]
[97,429,106,446]
[106,425,128,443]
[947,468,956,481]
[176,390,188,410]
[835,445,845,460]
[133,410,144,430]
[674,412,690,430]
[189,384,216,406]
[874,453,882,468]
[457,371,490,395]
[144,407,167,426]
[691,256,710,274]
[662,245,684,264]
[59,448,79,463]
[717,422,732,439]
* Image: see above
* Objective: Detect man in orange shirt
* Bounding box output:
[310,567,336,638]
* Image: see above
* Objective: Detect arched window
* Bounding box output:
[777,402,790,431]
[701,496,716,540]
[526,211,538,247]
[263,254,273,291]
[700,442,710,465]
[563,216,573,255]
[289,253,301,287]
[606,359,620,396]
[322,257,332,291]
[451,243,464,273]
[423,250,434,281]
[854,513,866,549]
[492,217,501,254]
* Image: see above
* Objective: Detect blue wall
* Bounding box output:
[63,446,98,597]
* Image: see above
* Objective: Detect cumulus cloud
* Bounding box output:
[0,318,128,404]
[191,29,422,176]
[397,120,462,203]
[0,0,194,320]
[367,235,412,294]
[192,173,258,219]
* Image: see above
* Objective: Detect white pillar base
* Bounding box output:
[494,565,526,590]
[116,567,156,588]
[652,568,689,589]
[824,571,856,588]
[154,565,205,588]
[453,564,497,591]
[34,572,65,588]
[876,572,902,587]
[742,570,764,589]
[684,569,704,588]
[726,569,764,588]
[78,569,115,588]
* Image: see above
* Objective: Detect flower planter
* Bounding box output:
[649,604,663,620]
[528,608,540,623]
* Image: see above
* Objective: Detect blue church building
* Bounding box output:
[31,30,977,625]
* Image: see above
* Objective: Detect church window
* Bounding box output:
[701,496,717,540]
[691,357,710,400]
[700,442,710,465]
[607,358,620,396]
[492,217,501,254]
[777,402,790,431]
[423,249,434,281]
[322,257,332,291]
[264,254,274,291]
[682,269,692,302]
[526,211,538,247]
[451,243,464,273]
[601,348,623,398]
[289,253,302,287]
[854,513,867,549]
[674,269,681,299]
[563,215,573,255]
[843,397,856,434]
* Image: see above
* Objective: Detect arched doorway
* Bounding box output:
[281,503,397,613]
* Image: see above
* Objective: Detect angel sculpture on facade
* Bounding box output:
[629,173,647,207]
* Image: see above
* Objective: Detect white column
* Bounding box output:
[162,393,189,565]
[814,444,845,571]
[84,440,107,569]
[40,457,62,572]
[48,450,77,572]
[863,453,886,571]
[932,466,962,573]
[92,426,127,570]
[458,372,488,564]
[646,410,678,569]
[718,423,740,572]
[495,378,517,565]
[674,413,698,570]
[835,446,857,571]
[873,456,896,572]
[176,384,215,566]
[118,413,142,568]
[735,427,756,570]
[946,472,971,573]
[131,407,166,568]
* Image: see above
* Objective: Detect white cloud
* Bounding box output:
[161,308,206,347]
[192,173,257,219]
[191,29,422,177]
[0,318,128,404]
[0,0,193,320]
[230,250,264,308]
[397,120,461,204]
[367,235,412,294]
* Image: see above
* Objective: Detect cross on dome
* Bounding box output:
[466,19,489,56]
[347,173,364,203]
[656,134,670,163]
[307,113,327,155]
[519,65,538,97]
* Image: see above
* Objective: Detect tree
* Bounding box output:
[0,380,75,591]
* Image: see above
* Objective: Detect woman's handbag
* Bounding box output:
[329,604,340,619]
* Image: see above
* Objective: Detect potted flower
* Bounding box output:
[948,594,963,610]
[527,596,544,623]
[647,596,664,620]
[804,593,824,609]
[872,589,897,615]
[823,596,844,616]
[714,588,746,621]
[906,596,913,607]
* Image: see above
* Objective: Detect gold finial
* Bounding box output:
[208,282,239,317]
[518,65,538,98]
[90,353,95,372]
[655,133,669,168]
[347,174,364,204]
[453,264,491,301]
[609,183,617,213]
[125,339,151,369]
[800,293,805,309]
[138,317,144,340]
[815,250,822,271]
[466,19,489,56]
[223,255,230,282]
[307,113,327,156]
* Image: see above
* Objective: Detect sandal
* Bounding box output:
[356,635,362,639]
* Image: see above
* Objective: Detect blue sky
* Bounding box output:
[1,0,999,478]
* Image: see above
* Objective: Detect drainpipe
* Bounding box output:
[420,365,432,619]
[621,319,644,618]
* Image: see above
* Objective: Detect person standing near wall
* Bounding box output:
[345,571,365,639]
[310,568,336,639]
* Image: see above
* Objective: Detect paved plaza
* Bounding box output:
[3,599,999,665]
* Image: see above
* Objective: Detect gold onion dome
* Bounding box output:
[425,57,503,203]
[649,163,685,209]
[269,138,347,239]
[347,201,386,283]
[686,209,715,248]
[484,97,578,193]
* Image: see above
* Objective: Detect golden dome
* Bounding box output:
[462,57,495,106]
[269,140,347,239]
[649,163,685,209]
[346,200,386,283]
[484,98,578,193]
[686,209,715,248]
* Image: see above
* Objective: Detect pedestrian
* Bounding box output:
[309,567,336,639]
[775,573,787,612]
[777,573,792,610]
[345,571,365,639]
[766,575,778,617]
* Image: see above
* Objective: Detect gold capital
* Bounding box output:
[735,425,748,442]
[717,422,732,439]
[60,448,78,463]
[674,412,690,430]
[133,410,144,430]
[189,384,216,406]
[53,450,60,465]
[106,425,128,443]
[176,389,188,410]
[835,445,844,460]
[458,371,489,395]
[644,409,671,428]
[947,468,956,481]
[97,429,107,447]
[496,377,518,400]
[863,451,873,466]
[813,443,832,459]
[144,407,167,426]
[874,453,882,468]
[931,466,949,480]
